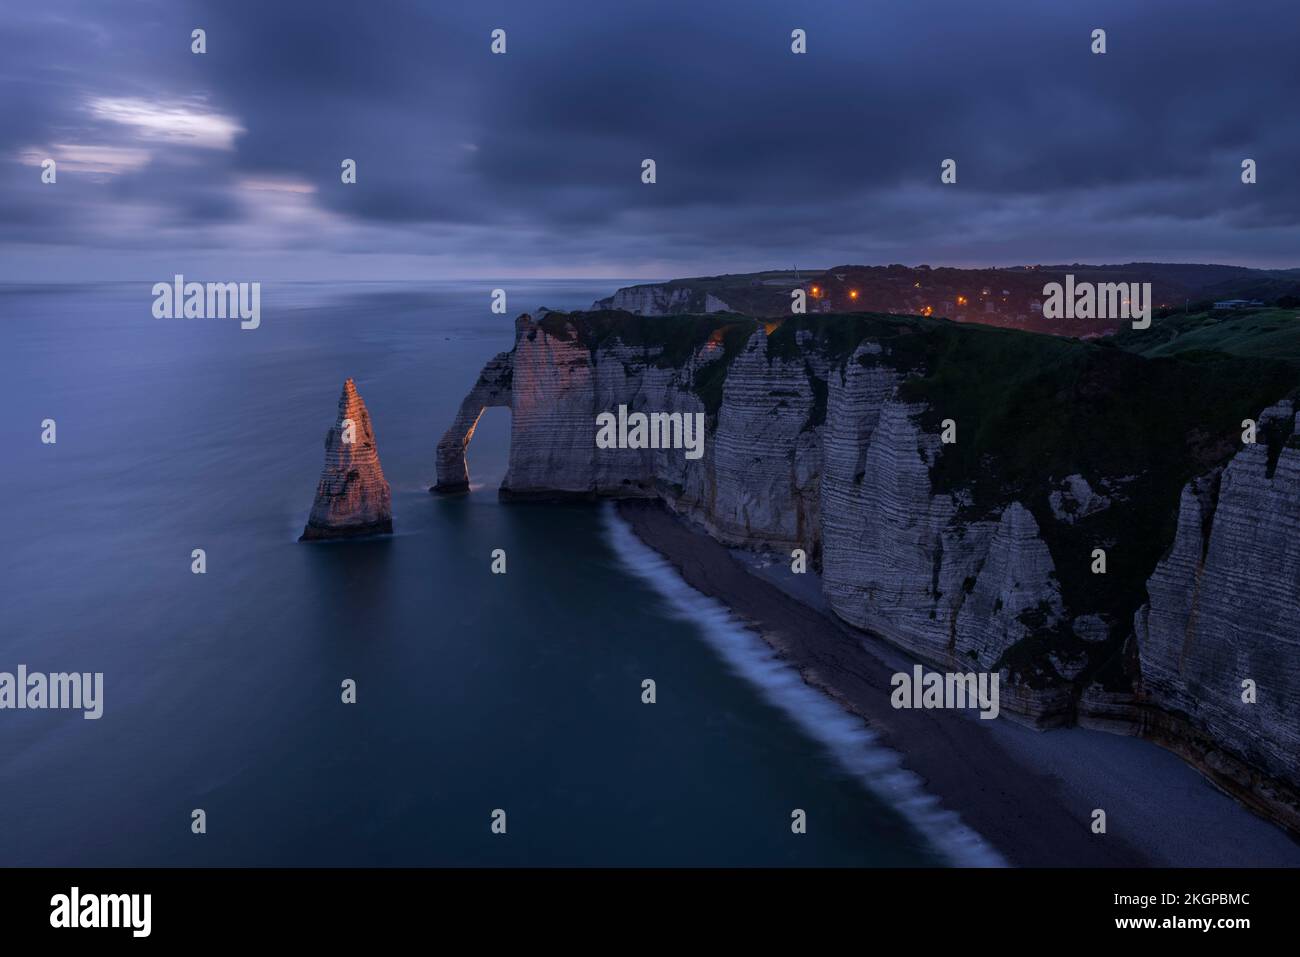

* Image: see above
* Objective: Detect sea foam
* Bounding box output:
[603,503,1006,867]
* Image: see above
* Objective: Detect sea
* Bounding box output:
[0,280,988,866]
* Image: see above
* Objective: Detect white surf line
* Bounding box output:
[602,502,1006,867]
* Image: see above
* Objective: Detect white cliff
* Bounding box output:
[592,285,732,315]
[1134,400,1300,829]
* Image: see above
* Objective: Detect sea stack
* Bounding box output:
[299,378,393,541]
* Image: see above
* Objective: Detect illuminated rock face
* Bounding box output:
[300,378,393,541]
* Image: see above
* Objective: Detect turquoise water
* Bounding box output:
[0,281,948,865]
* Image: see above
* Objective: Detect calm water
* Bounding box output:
[0,281,948,866]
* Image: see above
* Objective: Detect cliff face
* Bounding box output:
[439,311,1300,831]
[1134,400,1300,823]
[592,285,732,316]
[301,378,393,541]
[821,364,1064,678]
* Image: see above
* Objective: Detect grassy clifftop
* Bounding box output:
[1113,306,1300,362]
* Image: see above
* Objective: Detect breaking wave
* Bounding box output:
[602,502,1006,868]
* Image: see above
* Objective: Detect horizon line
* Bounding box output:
[2,258,1299,285]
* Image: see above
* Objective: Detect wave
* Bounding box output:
[601,502,1006,868]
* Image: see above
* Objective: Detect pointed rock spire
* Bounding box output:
[299,378,393,541]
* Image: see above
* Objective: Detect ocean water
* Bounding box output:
[0,280,952,866]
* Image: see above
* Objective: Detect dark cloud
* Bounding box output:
[2,0,1299,277]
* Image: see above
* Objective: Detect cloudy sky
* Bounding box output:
[2,0,1298,280]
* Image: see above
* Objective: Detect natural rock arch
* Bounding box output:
[433,350,513,493]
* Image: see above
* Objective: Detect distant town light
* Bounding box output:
[956,295,967,305]
[922,305,934,316]
[849,289,859,300]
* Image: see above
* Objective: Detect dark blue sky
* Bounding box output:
[3,0,1298,279]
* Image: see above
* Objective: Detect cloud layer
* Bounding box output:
[3,0,1298,278]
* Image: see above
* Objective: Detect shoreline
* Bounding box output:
[614,498,1300,867]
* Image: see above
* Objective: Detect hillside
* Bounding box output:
[593,263,1300,338]
[1114,306,1300,362]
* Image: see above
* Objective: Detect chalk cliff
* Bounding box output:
[439,310,1300,832]
[300,378,393,541]
[1134,400,1300,827]
[592,284,732,316]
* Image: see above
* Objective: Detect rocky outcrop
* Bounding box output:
[1049,474,1111,523]
[1134,400,1300,829]
[440,310,1300,831]
[434,351,512,493]
[300,378,393,541]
